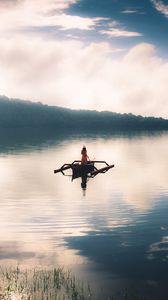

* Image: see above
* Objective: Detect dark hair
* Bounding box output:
[82,146,86,150]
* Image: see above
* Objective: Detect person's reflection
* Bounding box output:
[81,174,87,196]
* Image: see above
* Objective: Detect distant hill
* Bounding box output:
[0,95,168,131]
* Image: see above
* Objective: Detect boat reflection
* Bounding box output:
[75,172,88,196]
[81,174,87,189]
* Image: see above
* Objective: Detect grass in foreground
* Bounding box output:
[0,266,92,300]
[0,266,150,300]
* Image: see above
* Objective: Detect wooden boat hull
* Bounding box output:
[72,163,95,179]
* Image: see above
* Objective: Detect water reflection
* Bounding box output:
[81,174,87,196]
[0,129,168,298]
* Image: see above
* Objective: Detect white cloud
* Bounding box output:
[99,20,142,37]
[0,0,76,10]
[50,15,107,31]
[151,0,168,17]
[0,34,168,118]
[100,28,142,37]
[0,0,107,33]
[121,9,138,14]
[0,0,22,7]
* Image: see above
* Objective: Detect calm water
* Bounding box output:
[0,129,168,299]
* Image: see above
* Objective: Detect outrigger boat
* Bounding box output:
[54,160,114,179]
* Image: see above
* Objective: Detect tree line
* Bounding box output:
[0,95,168,131]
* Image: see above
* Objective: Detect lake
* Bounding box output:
[0,129,168,299]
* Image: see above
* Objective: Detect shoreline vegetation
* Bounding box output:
[0,266,92,300]
[0,95,168,131]
[0,266,149,300]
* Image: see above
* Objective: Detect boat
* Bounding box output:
[54,160,114,179]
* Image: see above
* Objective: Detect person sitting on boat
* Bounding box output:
[81,146,89,164]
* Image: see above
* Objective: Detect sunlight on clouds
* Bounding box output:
[48,14,106,31]
[0,36,168,117]
[124,43,156,61]
[0,71,6,91]
[0,0,77,11]
[0,0,106,32]
[0,0,168,117]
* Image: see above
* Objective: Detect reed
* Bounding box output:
[0,266,92,300]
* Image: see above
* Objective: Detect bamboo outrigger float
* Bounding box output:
[54,160,114,179]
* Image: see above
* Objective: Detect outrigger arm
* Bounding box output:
[90,164,114,177]
[54,160,114,177]
[54,163,72,175]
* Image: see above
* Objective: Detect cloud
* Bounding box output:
[121,8,145,15]
[0,0,76,10]
[121,9,138,14]
[0,0,108,33]
[99,20,142,38]
[0,33,168,118]
[0,0,22,6]
[46,15,107,31]
[100,28,142,37]
[151,0,168,17]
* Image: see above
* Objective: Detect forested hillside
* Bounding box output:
[0,95,168,131]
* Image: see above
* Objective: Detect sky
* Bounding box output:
[0,0,168,117]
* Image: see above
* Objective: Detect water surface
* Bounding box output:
[0,129,168,299]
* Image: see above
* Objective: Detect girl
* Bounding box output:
[81,146,89,164]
